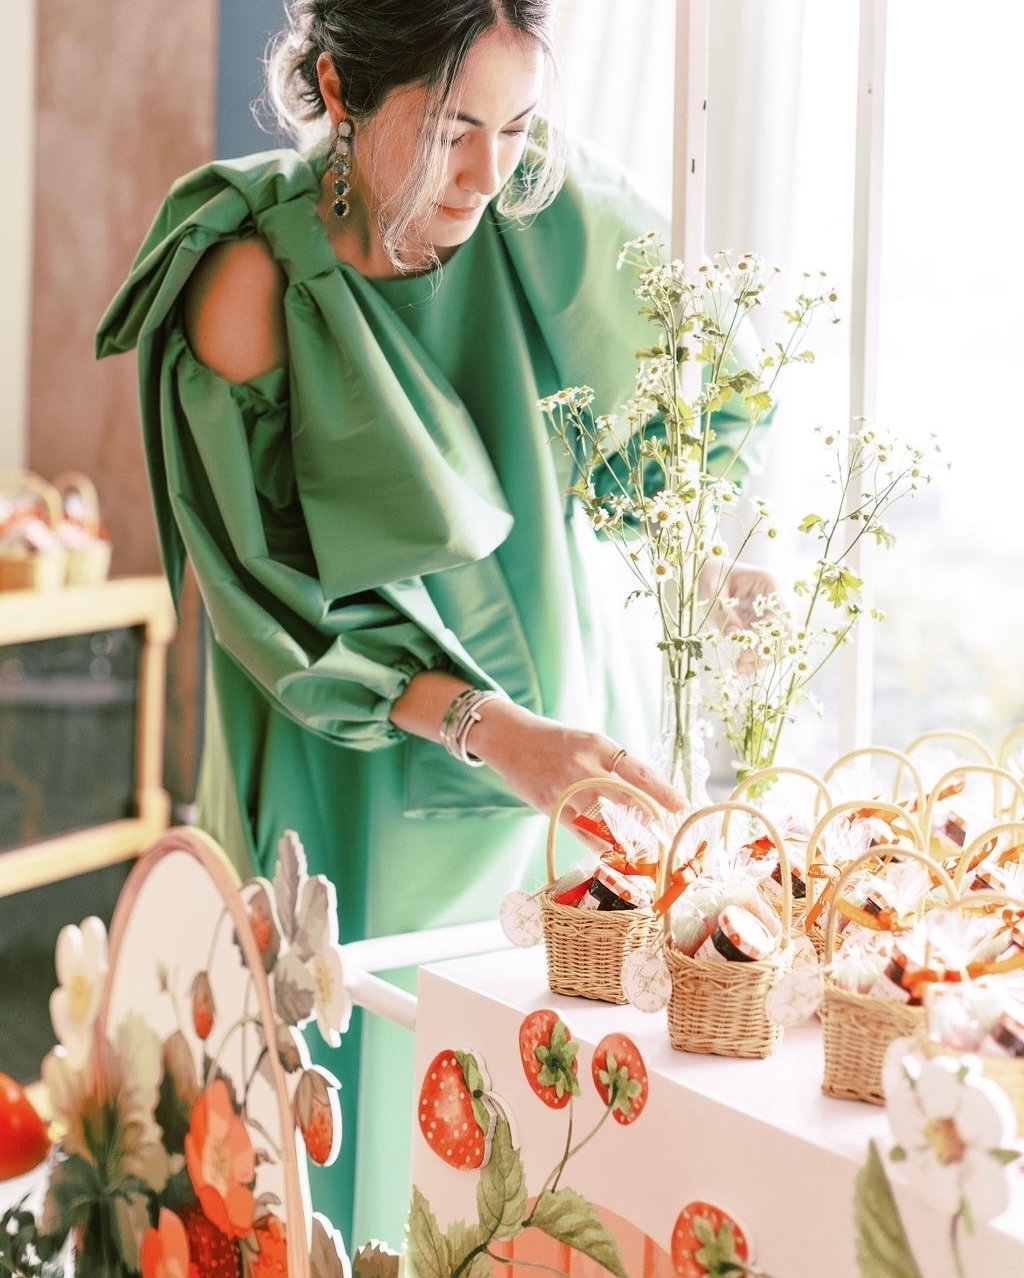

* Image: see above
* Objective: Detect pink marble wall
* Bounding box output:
[28,0,219,803]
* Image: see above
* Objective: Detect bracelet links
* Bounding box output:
[439,687,506,767]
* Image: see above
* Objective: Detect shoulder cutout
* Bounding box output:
[183,237,288,383]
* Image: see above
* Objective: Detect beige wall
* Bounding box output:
[0,0,36,470]
[26,0,219,804]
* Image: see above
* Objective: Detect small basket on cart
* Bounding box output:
[819,846,958,1105]
[0,471,67,592]
[541,776,665,1004]
[660,801,794,1059]
[54,471,112,586]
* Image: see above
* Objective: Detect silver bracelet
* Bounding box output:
[439,688,506,767]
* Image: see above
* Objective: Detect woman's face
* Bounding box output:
[355,28,545,258]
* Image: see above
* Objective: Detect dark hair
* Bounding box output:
[265,0,564,266]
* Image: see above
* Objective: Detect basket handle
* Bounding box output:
[53,470,101,535]
[545,776,663,886]
[951,888,1024,978]
[802,798,926,934]
[727,765,833,820]
[952,821,1024,891]
[822,745,926,812]
[920,764,1024,842]
[906,728,996,766]
[658,800,793,943]
[0,469,63,527]
[823,845,958,962]
[998,723,1024,773]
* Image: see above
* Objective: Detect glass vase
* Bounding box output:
[655,674,711,808]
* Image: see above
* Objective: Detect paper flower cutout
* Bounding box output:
[49,915,108,1065]
[884,1046,1020,1222]
[140,1208,198,1278]
[184,1078,256,1239]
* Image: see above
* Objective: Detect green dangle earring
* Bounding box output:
[332,118,354,219]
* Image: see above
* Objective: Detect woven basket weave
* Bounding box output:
[920,763,1024,863]
[661,801,793,1059]
[820,846,957,1105]
[541,776,662,1005]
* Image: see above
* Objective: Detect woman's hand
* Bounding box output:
[469,700,687,829]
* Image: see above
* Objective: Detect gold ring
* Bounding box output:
[609,747,628,775]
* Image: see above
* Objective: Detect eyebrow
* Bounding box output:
[448,102,538,128]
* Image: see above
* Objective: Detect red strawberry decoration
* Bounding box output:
[179,1201,241,1278]
[0,1071,50,1180]
[190,971,215,1041]
[518,1010,580,1109]
[671,1201,751,1278]
[294,1067,341,1166]
[591,1033,648,1125]
[417,1049,497,1170]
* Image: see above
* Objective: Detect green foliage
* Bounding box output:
[476,1118,527,1242]
[854,1141,924,1278]
[0,1200,66,1278]
[529,1188,628,1278]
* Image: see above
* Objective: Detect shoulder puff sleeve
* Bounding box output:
[97,149,506,750]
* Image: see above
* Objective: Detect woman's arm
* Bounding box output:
[391,670,687,822]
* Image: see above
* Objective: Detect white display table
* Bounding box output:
[410,947,1024,1277]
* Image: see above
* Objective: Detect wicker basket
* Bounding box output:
[919,887,1024,1133]
[541,776,663,1004]
[822,745,926,815]
[952,821,1024,891]
[660,801,794,1059]
[920,763,1024,863]
[819,847,958,1105]
[0,471,67,591]
[906,727,997,768]
[54,471,112,586]
[800,798,927,960]
[999,723,1024,778]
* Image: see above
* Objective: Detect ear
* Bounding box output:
[315,51,346,125]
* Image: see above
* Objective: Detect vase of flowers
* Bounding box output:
[541,235,936,796]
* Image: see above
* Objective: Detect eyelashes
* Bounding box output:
[448,128,529,149]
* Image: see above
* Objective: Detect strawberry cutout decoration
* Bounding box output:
[417,1049,498,1170]
[518,1010,581,1109]
[591,1033,649,1125]
[671,1201,752,1278]
[0,1071,50,1180]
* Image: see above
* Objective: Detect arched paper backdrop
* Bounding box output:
[95,827,317,1278]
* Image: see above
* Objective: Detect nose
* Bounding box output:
[457,134,503,198]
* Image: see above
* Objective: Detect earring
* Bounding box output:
[331,119,354,219]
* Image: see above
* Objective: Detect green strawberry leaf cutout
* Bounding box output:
[529,1186,628,1278]
[854,1140,924,1278]
[456,1050,496,1142]
[477,1117,527,1242]
[693,1216,746,1276]
[597,1052,643,1119]
[445,1220,489,1278]
[536,1020,582,1099]
[406,1185,449,1278]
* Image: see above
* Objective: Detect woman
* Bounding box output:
[97,0,755,1251]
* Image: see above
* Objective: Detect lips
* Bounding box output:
[438,204,484,221]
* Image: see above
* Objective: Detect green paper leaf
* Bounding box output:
[529,1187,628,1278]
[445,1221,489,1278]
[405,1186,449,1278]
[988,1147,1021,1166]
[854,1140,924,1278]
[476,1117,527,1241]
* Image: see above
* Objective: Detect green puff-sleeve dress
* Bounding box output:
[96,135,758,1251]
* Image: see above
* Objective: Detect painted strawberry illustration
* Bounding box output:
[518,1009,580,1109]
[190,970,215,1041]
[591,1032,648,1125]
[179,1201,242,1278]
[417,1048,497,1170]
[294,1066,341,1166]
[671,1201,751,1278]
